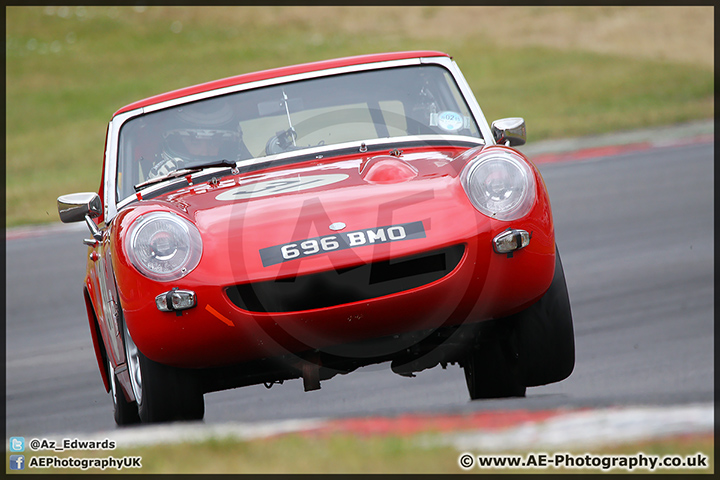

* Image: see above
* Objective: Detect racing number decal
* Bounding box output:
[216,174,349,201]
[259,221,426,267]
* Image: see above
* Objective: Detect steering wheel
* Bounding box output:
[264,128,300,156]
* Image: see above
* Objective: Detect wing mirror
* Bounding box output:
[57,192,103,244]
[491,117,526,147]
[58,192,101,223]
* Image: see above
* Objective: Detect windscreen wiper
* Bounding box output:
[133,158,237,192]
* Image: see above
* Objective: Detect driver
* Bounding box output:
[147,100,250,179]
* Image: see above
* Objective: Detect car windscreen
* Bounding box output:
[116,64,482,202]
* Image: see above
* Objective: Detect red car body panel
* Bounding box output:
[83,286,110,392]
[109,144,554,369]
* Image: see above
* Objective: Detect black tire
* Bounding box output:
[462,246,574,399]
[108,357,141,426]
[463,321,526,399]
[123,320,204,423]
[510,248,575,386]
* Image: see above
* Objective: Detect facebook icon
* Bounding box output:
[10,455,25,470]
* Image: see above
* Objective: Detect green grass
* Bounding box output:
[6,6,714,227]
[15,432,713,474]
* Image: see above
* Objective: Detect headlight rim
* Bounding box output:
[461,150,536,221]
[125,211,203,282]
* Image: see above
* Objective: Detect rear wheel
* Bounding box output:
[123,320,204,423]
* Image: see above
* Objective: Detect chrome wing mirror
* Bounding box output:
[57,192,103,244]
[491,117,526,147]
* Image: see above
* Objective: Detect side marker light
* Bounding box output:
[155,288,197,313]
[493,229,531,255]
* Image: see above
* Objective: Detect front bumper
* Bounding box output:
[120,226,554,368]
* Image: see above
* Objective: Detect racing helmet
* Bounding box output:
[150,101,241,178]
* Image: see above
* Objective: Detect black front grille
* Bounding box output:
[226,244,465,313]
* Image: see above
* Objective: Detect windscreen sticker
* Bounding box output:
[216,174,349,201]
[260,221,426,267]
[436,111,464,132]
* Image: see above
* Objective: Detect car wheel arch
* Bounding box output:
[84,287,111,393]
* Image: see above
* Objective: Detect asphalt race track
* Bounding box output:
[5,141,713,438]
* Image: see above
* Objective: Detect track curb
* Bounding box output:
[22,402,712,452]
[518,119,713,159]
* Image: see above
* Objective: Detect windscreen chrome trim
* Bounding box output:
[443,59,495,144]
[106,109,143,222]
[109,55,492,221]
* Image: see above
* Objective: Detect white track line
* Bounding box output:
[437,403,714,452]
[10,403,713,452]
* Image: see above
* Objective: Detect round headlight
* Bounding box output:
[461,151,536,221]
[125,212,202,281]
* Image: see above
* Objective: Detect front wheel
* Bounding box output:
[108,357,140,426]
[462,247,574,399]
[511,248,575,387]
[123,320,204,423]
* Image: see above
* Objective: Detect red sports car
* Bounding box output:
[58,51,574,425]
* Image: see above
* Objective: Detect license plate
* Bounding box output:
[260,221,426,267]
